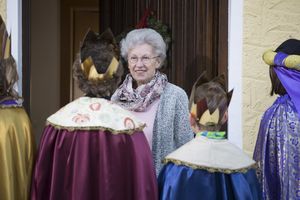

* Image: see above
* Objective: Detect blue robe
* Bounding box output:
[158,135,262,200]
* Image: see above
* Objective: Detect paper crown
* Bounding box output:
[189,71,233,127]
[0,15,19,100]
[80,29,120,81]
[263,50,300,71]
[190,99,220,126]
[0,16,11,60]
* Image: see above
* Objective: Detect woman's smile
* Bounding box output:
[128,43,159,86]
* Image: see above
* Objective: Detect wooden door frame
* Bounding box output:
[22,0,228,113]
[60,0,99,106]
[99,0,228,95]
[22,0,31,114]
[69,7,99,100]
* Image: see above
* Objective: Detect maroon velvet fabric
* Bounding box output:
[31,125,158,200]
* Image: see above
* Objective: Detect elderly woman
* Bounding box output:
[111,28,194,174]
[0,16,35,199]
[31,29,158,200]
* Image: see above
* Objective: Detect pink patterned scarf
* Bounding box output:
[111,71,168,111]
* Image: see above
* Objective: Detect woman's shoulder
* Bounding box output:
[160,83,189,110]
[163,83,188,99]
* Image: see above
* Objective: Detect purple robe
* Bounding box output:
[254,94,300,200]
[31,126,158,200]
[31,97,158,200]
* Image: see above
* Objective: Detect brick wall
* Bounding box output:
[243,0,300,155]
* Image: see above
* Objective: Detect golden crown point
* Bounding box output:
[190,102,220,126]
[0,15,12,60]
[199,109,220,126]
[4,36,11,59]
[81,56,119,81]
[263,50,300,70]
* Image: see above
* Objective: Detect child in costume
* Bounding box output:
[0,16,35,199]
[253,39,300,200]
[158,72,261,200]
[31,29,158,200]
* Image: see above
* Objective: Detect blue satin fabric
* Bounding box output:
[158,163,262,200]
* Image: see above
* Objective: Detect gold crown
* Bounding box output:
[80,56,119,81]
[79,28,120,81]
[189,71,233,128]
[190,102,220,126]
[263,50,300,70]
[0,15,11,59]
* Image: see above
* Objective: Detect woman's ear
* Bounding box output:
[155,59,161,69]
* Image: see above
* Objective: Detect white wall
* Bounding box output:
[242,0,300,155]
[228,0,244,148]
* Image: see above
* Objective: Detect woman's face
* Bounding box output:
[127,43,160,87]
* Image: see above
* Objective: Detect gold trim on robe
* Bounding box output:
[47,97,146,134]
[163,136,257,174]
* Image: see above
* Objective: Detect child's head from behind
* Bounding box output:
[190,76,231,133]
[73,29,124,98]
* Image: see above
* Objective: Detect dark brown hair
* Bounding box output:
[194,81,228,131]
[73,54,123,98]
[73,29,124,98]
[269,39,300,96]
[269,67,286,96]
[0,56,19,101]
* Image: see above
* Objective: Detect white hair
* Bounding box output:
[120,28,167,68]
